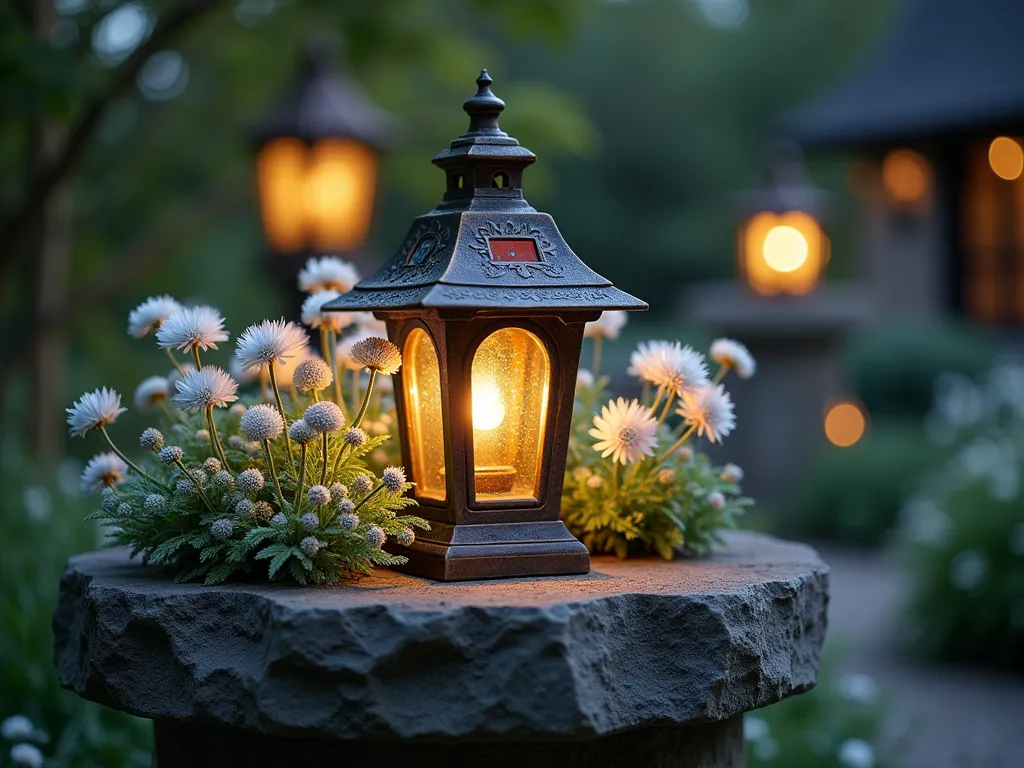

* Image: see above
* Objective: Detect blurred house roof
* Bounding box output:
[785,0,1024,147]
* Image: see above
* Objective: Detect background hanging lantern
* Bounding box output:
[251,37,395,278]
[735,141,830,296]
[325,70,646,581]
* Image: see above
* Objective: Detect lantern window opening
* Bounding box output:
[403,326,447,502]
[491,171,510,189]
[468,326,551,505]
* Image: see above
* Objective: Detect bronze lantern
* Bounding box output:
[252,38,395,278]
[324,71,646,581]
[735,141,830,296]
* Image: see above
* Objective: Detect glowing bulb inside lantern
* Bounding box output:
[762,225,809,274]
[472,380,506,431]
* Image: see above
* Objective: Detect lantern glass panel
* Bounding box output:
[305,139,378,251]
[470,328,550,503]
[256,137,307,253]
[404,328,447,501]
[740,210,828,296]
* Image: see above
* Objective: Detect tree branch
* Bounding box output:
[0,0,218,274]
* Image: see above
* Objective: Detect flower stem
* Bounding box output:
[350,369,359,414]
[165,347,185,377]
[611,462,619,497]
[172,458,215,513]
[206,405,231,472]
[353,483,386,513]
[656,424,698,465]
[159,400,176,422]
[191,346,202,371]
[98,427,168,491]
[352,369,377,429]
[267,360,294,464]
[712,366,727,384]
[654,390,676,432]
[328,328,345,416]
[293,444,307,516]
[650,385,666,414]
[320,432,330,486]
[263,439,286,509]
[593,337,603,379]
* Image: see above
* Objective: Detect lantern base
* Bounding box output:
[390,520,590,581]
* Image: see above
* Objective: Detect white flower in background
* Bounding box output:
[156,305,229,353]
[934,372,984,431]
[235,319,307,373]
[587,474,604,489]
[239,404,284,442]
[838,673,878,704]
[228,356,260,384]
[134,376,169,409]
[350,337,402,375]
[298,256,360,293]
[584,310,628,340]
[9,743,44,768]
[721,463,744,483]
[676,384,735,444]
[576,369,595,390]
[628,340,709,396]
[172,366,238,413]
[710,338,756,379]
[658,468,676,485]
[354,312,388,337]
[127,295,181,338]
[707,491,725,510]
[589,397,658,465]
[67,387,127,438]
[301,289,356,332]
[837,738,875,768]
[80,452,128,492]
[1,715,34,741]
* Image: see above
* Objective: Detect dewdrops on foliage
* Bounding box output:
[67,387,126,437]
[298,256,360,293]
[128,295,182,338]
[156,305,228,352]
[677,384,735,444]
[584,310,627,340]
[134,375,170,409]
[590,398,658,465]
[307,485,331,506]
[303,401,345,433]
[349,337,402,375]
[172,366,238,412]
[710,338,756,380]
[139,427,164,451]
[292,357,333,393]
[240,404,284,442]
[235,319,307,372]
[236,468,265,494]
[80,453,127,492]
[382,466,406,492]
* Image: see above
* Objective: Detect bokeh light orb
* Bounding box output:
[762,225,809,273]
[988,137,1023,181]
[824,400,867,448]
[882,149,930,203]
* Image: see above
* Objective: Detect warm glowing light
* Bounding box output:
[762,225,808,273]
[256,137,377,253]
[988,137,1023,181]
[472,380,506,431]
[824,401,866,448]
[882,149,930,203]
[740,211,827,296]
[471,328,550,502]
[404,329,446,501]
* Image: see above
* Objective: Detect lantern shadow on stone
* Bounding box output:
[324,70,647,580]
[735,141,830,296]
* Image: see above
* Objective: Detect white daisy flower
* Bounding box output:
[156,306,229,353]
[589,397,658,465]
[676,384,736,444]
[235,319,307,373]
[127,295,182,338]
[172,366,239,413]
[584,310,628,340]
[628,340,708,396]
[298,256,360,293]
[67,387,127,438]
[301,289,357,333]
[710,338,756,379]
[80,452,128,492]
[134,376,170,409]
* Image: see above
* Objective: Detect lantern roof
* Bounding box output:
[252,37,397,149]
[734,141,830,220]
[325,71,646,314]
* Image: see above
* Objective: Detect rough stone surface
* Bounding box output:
[53,531,828,742]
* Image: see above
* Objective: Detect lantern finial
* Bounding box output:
[462,69,507,137]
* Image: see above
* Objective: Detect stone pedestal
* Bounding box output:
[53,531,828,768]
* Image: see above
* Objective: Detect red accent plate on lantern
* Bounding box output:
[488,238,539,262]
